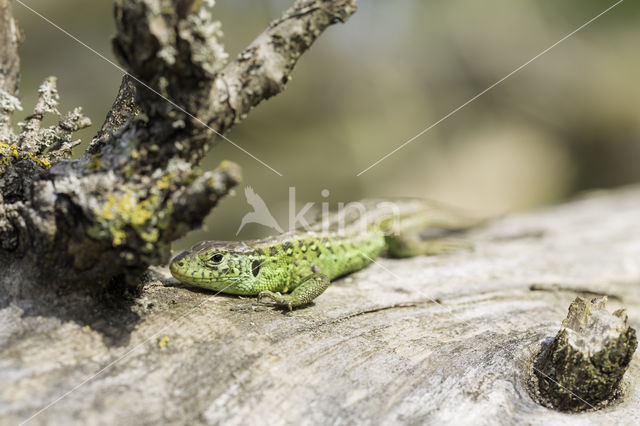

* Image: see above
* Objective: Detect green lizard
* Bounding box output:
[170,199,480,310]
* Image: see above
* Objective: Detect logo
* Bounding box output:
[236,186,401,236]
[236,186,283,235]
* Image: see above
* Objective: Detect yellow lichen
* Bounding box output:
[87,153,102,172]
[112,229,127,246]
[91,186,170,247]
[0,142,52,169]
[157,174,172,189]
[158,335,170,348]
[139,228,159,243]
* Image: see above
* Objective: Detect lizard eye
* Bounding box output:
[206,253,224,266]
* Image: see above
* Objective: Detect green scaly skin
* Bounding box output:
[170,199,479,310]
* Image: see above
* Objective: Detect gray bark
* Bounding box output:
[0,0,20,141]
[1,187,639,425]
[0,0,357,302]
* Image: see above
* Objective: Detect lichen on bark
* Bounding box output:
[0,0,357,303]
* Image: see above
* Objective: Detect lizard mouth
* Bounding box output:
[169,252,189,276]
[169,253,206,285]
[169,264,195,284]
[169,258,246,291]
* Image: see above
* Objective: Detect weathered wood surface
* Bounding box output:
[2,187,639,425]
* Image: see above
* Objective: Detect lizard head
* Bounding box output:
[170,241,267,295]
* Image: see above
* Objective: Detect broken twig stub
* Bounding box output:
[532,296,637,411]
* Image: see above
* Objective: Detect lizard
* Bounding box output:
[169,198,481,310]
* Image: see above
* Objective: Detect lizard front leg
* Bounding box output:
[257,267,330,311]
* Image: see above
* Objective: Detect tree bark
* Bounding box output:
[0,0,357,303]
[0,0,21,141]
[1,187,638,425]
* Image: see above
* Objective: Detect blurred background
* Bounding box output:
[13,0,640,249]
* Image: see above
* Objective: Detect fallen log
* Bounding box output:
[2,187,638,425]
